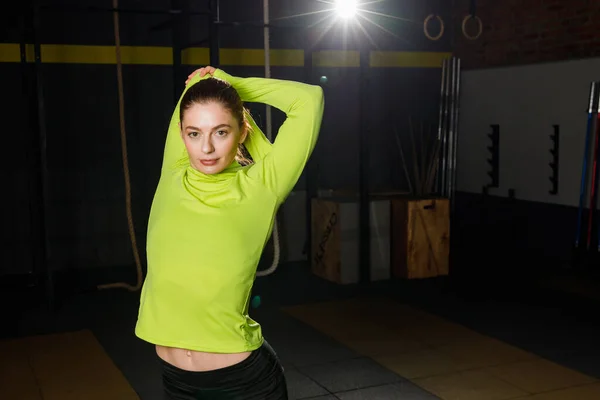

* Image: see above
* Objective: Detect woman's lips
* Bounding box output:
[200,159,218,166]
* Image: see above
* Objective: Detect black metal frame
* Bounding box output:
[304,38,317,265]
[24,0,376,303]
[209,0,220,66]
[549,125,559,195]
[170,0,190,103]
[14,0,55,309]
[358,48,371,284]
[18,0,219,309]
[487,124,500,189]
[14,1,53,302]
[33,0,57,309]
[38,4,211,16]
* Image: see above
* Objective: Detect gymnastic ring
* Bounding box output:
[423,14,444,41]
[462,14,483,40]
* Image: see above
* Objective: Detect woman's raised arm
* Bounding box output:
[213,69,324,201]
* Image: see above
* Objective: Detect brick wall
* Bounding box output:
[453,0,600,69]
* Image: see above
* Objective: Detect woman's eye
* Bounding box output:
[188,132,199,138]
[216,130,228,137]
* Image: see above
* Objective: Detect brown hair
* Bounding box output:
[180,78,253,165]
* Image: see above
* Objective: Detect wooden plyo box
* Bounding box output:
[391,197,450,279]
[311,197,391,284]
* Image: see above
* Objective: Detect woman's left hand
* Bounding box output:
[185,66,216,86]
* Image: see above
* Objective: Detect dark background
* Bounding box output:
[2,0,598,299]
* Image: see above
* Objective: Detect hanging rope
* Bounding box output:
[98,0,143,291]
[462,0,482,40]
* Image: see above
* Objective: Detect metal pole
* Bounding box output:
[450,57,461,211]
[173,0,193,100]
[19,5,33,275]
[209,0,220,66]
[171,0,183,103]
[358,47,371,284]
[446,57,457,199]
[440,57,451,196]
[263,0,272,140]
[435,59,447,194]
[32,1,54,310]
[304,39,317,264]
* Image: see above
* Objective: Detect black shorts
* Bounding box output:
[160,341,288,400]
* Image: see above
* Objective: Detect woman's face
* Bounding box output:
[180,101,247,174]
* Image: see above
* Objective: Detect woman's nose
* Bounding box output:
[201,138,214,153]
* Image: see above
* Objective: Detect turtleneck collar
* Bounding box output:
[185,160,243,180]
[181,160,248,206]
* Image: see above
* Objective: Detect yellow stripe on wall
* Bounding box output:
[181,48,303,67]
[2,44,21,62]
[312,50,360,67]
[220,48,304,67]
[0,43,449,68]
[0,44,173,65]
[370,51,452,68]
[181,47,210,66]
[42,44,173,65]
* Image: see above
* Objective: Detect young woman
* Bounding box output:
[134,66,324,399]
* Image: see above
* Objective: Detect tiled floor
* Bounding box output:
[2,261,600,399]
[0,330,139,400]
[284,297,600,399]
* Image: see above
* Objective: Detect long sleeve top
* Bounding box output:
[135,69,324,352]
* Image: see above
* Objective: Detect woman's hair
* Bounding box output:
[180,78,253,165]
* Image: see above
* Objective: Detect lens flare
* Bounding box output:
[335,0,357,19]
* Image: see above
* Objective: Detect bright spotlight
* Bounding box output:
[335,0,357,19]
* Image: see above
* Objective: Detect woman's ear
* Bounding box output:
[239,123,249,144]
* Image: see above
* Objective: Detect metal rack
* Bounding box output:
[17,0,385,303]
[15,0,221,309]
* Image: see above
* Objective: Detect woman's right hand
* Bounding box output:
[185,66,217,86]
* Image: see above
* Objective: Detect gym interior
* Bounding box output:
[3,0,600,399]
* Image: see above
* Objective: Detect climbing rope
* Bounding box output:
[97,0,143,291]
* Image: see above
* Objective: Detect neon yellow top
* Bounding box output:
[135,69,324,353]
